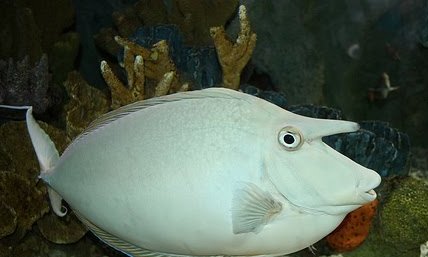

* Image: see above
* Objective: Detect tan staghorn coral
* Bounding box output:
[210,5,256,90]
[95,0,239,56]
[101,36,187,108]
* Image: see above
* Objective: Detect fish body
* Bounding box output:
[19,88,380,256]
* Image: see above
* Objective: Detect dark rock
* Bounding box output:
[181,47,221,89]
[0,1,43,63]
[134,0,238,46]
[0,201,17,239]
[323,121,410,177]
[288,104,343,120]
[242,84,287,109]
[287,105,410,177]
[0,54,51,114]
[73,0,140,87]
[227,0,324,105]
[360,121,410,174]
[130,25,222,89]
[37,212,87,244]
[0,171,49,241]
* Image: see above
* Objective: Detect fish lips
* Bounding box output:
[312,170,381,215]
[356,171,382,203]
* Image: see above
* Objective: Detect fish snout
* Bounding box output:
[356,168,381,203]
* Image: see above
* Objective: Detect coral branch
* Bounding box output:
[101,36,188,108]
[210,5,256,90]
[155,71,175,97]
[100,61,135,109]
[115,36,152,59]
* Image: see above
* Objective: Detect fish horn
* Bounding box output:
[292,116,360,140]
[0,105,67,217]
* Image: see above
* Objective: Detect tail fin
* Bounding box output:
[0,105,67,216]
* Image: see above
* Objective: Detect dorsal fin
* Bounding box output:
[69,88,244,146]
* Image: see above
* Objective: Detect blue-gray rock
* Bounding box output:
[323,121,410,177]
[287,104,410,177]
[132,25,184,65]
[129,25,222,89]
[287,104,343,120]
[360,121,410,174]
[242,84,287,109]
[74,0,140,87]
[181,47,221,89]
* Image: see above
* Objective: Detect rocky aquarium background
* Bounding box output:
[0,0,427,257]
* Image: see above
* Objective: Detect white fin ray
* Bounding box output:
[232,183,283,234]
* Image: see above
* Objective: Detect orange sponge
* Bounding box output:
[326,199,379,252]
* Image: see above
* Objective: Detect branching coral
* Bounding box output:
[100,36,188,109]
[210,5,257,90]
[97,0,238,48]
[96,2,255,92]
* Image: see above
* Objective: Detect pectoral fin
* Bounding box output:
[232,183,282,234]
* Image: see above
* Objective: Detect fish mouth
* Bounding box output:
[361,189,377,201]
[357,171,381,202]
[359,189,377,204]
[358,180,380,202]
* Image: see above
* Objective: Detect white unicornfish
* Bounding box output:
[10,88,381,256]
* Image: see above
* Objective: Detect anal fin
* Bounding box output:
[74,212,217,257]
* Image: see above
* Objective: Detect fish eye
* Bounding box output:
[278,127,303,151]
